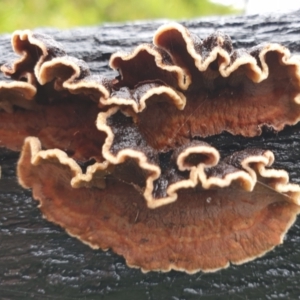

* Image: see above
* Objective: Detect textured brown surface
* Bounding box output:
[97,107,300,208]
[2,23,300,158]
[1,20,300,274]
[0,30,113,162]
[102,81,186,113]
[111,23,300,150]
[1,11,300,299]
[15,136,300,274]
[18,137,300,274]
[0,99,105,161]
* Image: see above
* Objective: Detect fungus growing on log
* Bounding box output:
[17,137,300,273]
[1,22,300,273]
[0,30,111,161]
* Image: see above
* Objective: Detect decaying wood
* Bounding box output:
[1,10,300,299]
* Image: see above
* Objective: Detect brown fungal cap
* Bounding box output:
[0,30,114,161]
[17,137,300,273]
[0,80,36,112]
[1,30,112,101]
[101,81,186,113]
[110,44,190,90]
[108,22,300,149]
[153,23,300,82]
[18,137,109,190]
[0,96,107,161]
[97,108,300,208]
[38,57,111,100]
[1,30,66,80]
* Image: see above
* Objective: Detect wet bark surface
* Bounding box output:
[1,11,300,299]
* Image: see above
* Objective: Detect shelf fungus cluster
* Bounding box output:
[1,23,300,273]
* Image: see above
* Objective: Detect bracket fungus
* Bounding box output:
[1,22,300,273]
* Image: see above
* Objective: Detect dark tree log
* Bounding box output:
[1,11,300,299]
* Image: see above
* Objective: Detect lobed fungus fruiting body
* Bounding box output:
[17,136,300,273]
[1,22,300,273]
